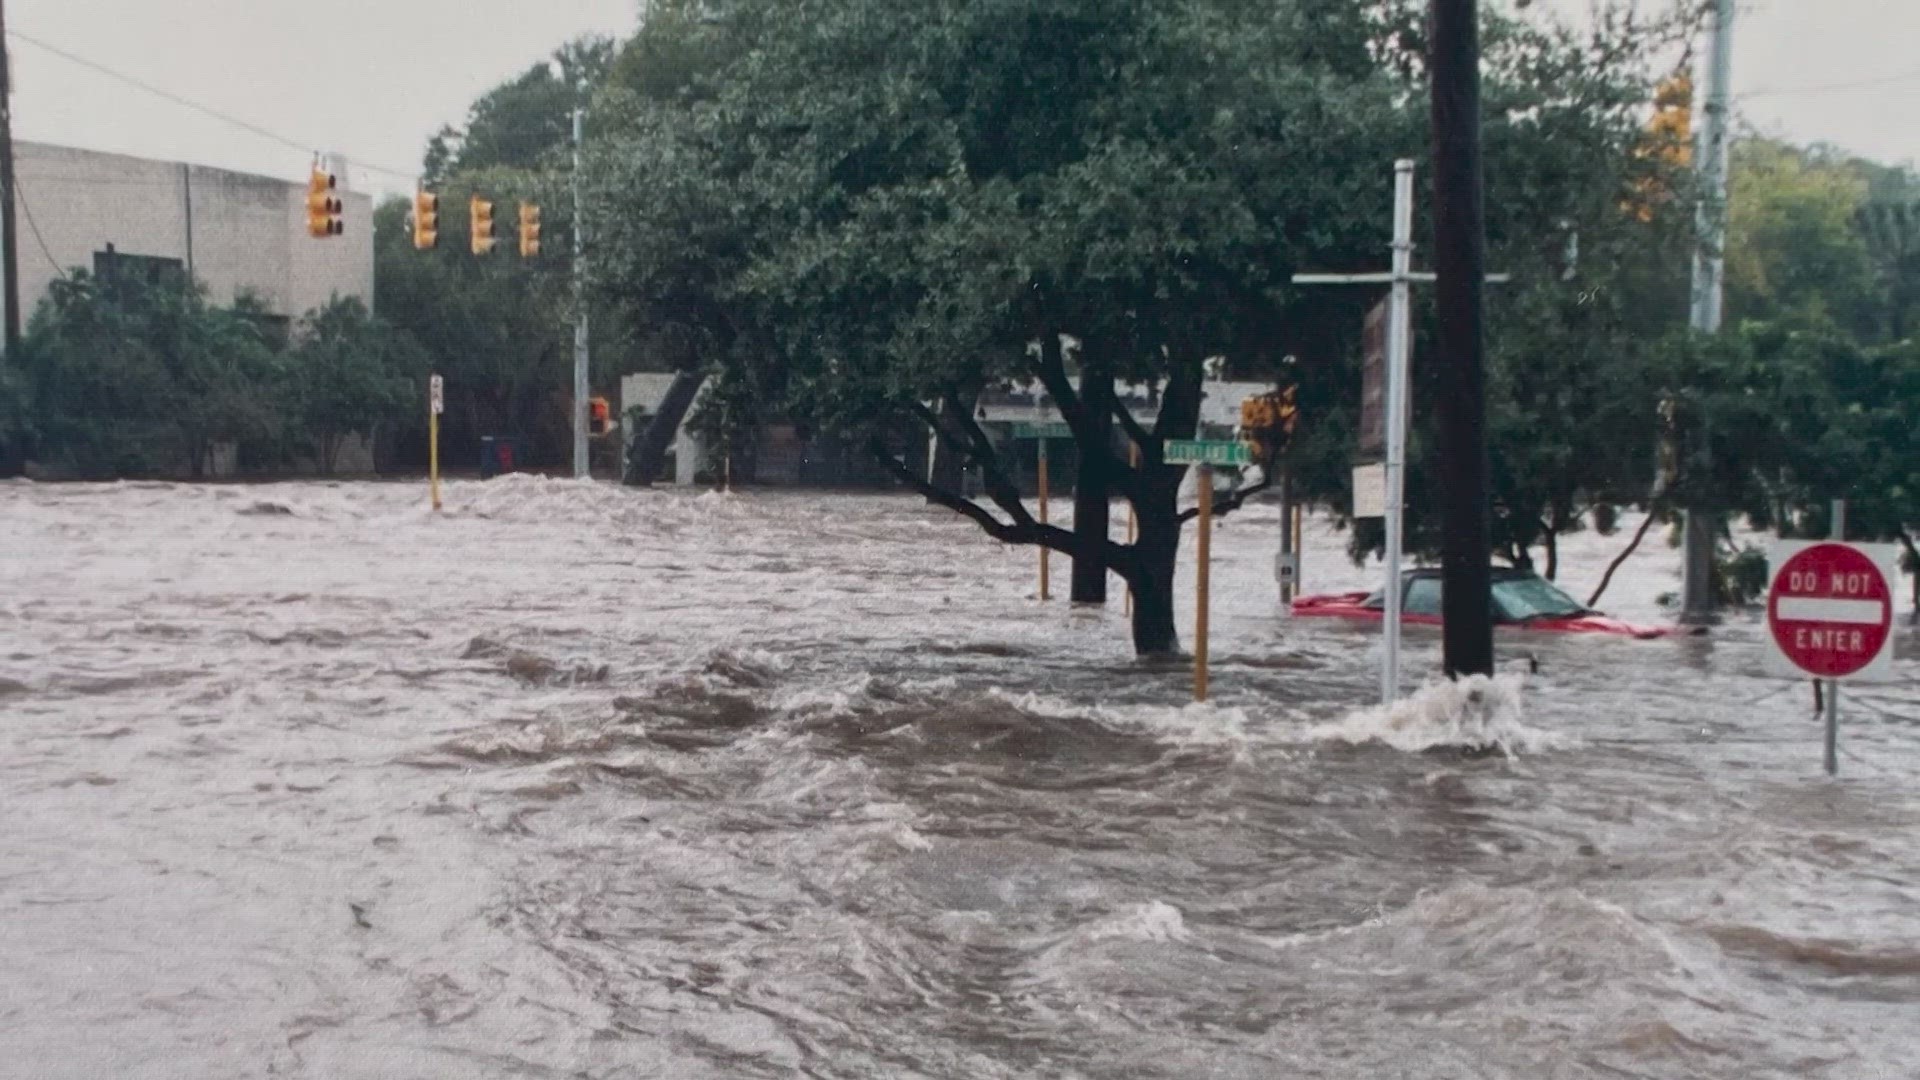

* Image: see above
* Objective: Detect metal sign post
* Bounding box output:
[1013,421,1073,601]
[1195,463,1213,702]
[1165,440,1250,702]
[1293,159,1508,705]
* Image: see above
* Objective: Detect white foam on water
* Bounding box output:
[1301,673,1565,757]
[1083,900,1191,944]
[988,688,1253,753]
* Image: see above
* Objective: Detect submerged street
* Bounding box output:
[4,477,1918,1079]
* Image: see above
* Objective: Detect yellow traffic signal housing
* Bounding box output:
[306,168,343,238]
[1626,72,1694,221]
[412,190,439,250]
[518,201,542,259]
[1239,385,1299,460]
[1648,73,1693,161]
[470,195,498,256]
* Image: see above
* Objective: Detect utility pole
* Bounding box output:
[1681,0,1735,626]
[1429,0,1494,678]
[0,0,23,356]
[571,104,590,480]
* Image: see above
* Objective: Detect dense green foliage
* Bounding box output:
[1,272,422,478]
[578,0,1718,650]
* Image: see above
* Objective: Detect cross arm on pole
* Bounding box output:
[1291,272,1512,285]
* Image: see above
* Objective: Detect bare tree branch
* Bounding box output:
[1586,507,1662,608]
[867,437,1140,576]
[947,402,1043,528]
[1028,335,1144,502]
[1178,469,1277,524]
[1112,396,1154,455]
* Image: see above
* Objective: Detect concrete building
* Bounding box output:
[11,141,374,330]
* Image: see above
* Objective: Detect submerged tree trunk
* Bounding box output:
[625,370,705,486]
[1071,366,1114,605]
[1129,499,1181,655]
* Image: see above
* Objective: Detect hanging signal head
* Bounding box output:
[413,191,439,249]
[518,201,542,259]
[306,167,344,238]
[470,195,497,256]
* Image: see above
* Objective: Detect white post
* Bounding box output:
[1825,498,1846,775]
[571,105,591,480]
[1381,159,1415,704]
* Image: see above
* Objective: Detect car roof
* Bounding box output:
[1400,567,1538,582]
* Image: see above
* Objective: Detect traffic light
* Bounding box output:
[589,395,611,436]
[306,167,343,238]
[1648,73,1693,164]
[469,195,497,256]
[1239,386,1299,461]
[411,190,439,250]
[518,201,542,259]
[1627,72,1693,221]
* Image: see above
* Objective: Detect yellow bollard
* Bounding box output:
[1038,439,1050,600]
[428,373,443,512]
[1195,463,1212,702]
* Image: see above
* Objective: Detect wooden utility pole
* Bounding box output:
[0,0,22,355]
[1429,0,1494,678]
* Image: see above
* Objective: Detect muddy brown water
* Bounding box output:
[3,477,1917,1079]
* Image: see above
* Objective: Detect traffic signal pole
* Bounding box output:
[571,105,590,480]
[1429,0,1495,679]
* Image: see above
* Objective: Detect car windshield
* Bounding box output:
[1493,576,1588,620]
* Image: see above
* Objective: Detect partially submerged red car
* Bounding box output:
[1291,567,1674,639]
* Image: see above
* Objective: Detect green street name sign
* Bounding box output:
[1012,421,1074,439]
[1164,439,1252,466]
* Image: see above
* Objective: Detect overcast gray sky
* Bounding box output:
[7,0,1918,203]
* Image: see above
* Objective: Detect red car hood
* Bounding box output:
[1290,592,1674,639]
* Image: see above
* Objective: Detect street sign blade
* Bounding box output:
[1164,439,1251,466]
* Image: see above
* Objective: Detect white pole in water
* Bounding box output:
[1381,159,1415,706]
[1293,160,1505,706]
[571,104,591,480]
[1681,0,1735,626]
[1826,498,1845,776]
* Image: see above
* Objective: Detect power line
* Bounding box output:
[6,29,421,182]
[16,184,64,276]
[1740,67,1920,98]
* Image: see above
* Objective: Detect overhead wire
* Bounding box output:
[16,184,66,276]
[6,29,422,183]
[1739,67,1920,98]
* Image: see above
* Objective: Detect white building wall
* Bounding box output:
[12,142,373,322]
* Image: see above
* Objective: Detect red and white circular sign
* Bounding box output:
[1767,542,1894,679]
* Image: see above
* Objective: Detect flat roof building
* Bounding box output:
[11,142,374,329]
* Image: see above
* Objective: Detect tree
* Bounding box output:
[285,297,426,474]
[586,0,1712,656]
[12,269,280,477]
[424,38,613,185]
[1725,139,1881,336]
[387,37,635,471]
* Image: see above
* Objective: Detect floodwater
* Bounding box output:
[3,476,1917,1079]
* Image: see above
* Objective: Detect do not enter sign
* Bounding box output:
[1766,541,1899,681]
